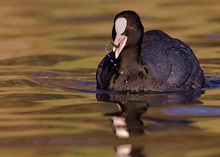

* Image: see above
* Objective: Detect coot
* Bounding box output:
[96,10,205,92]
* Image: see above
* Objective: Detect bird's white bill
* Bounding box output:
[115,17,127,34]
[113,34,127,59]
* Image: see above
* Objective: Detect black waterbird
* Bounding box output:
[96,10,205,92]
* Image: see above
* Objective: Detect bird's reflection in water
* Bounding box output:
[115,144,145,157]
[97,90,204,157]
[112,102,147,157]
[111,102,147,138]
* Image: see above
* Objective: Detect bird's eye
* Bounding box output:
[128,24,133,28]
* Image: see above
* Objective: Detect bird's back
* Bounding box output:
[141,30,205,90]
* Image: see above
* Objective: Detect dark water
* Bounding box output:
[0,0,220,157]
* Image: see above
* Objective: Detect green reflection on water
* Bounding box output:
[0,0,219,157]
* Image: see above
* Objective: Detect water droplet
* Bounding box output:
[105,42,112,53]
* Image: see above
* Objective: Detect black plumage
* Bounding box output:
[96,10,205,92]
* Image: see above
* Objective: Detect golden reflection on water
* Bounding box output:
[0,0,219,157]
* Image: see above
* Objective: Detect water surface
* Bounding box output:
[0,0,220,157]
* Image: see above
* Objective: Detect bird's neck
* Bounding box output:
[117,45,142,72]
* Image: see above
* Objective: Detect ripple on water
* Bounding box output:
[162,106,220,116]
